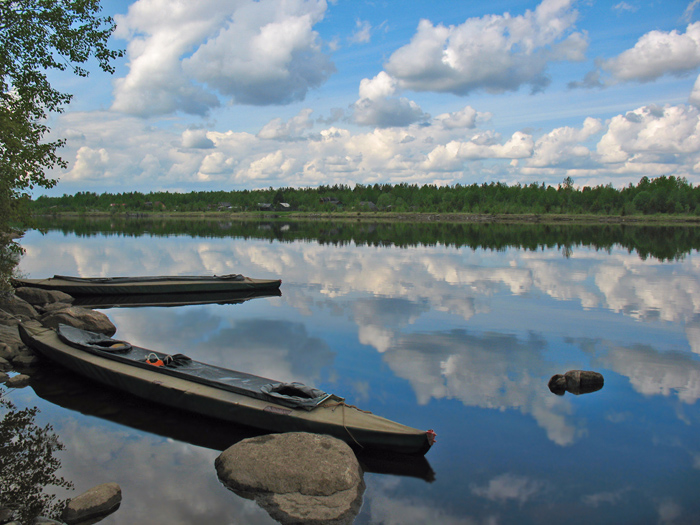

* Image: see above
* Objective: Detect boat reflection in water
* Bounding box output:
[70,288,282,309]
[28,365,435,483]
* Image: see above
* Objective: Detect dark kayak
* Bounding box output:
[18,322,435,455]
[12,274,282,296]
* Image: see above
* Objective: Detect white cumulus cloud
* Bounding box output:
[383,0,587,95]
[112,0,334,116]
[602,22,700,83]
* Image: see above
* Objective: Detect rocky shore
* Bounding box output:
[0,287,366,525]
[1,287,123,525]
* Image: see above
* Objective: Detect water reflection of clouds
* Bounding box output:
[107,308,334,386]
[53,417,276,524]
[595,343,700,404]
[19,232,700,437]
[22,234,700,329]
[372,329,583,446]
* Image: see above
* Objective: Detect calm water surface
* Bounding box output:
[6,219,700,524]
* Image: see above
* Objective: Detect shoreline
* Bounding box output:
[30,211,700,226]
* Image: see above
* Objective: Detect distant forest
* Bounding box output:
[29,176,700,216]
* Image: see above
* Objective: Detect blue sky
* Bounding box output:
[41,0,700,195]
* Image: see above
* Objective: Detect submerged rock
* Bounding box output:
[216,432,365,524]
[549,370,604,396]
[61,482,121,525]
[5,373,31,388]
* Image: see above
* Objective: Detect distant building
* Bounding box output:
[320,197,341,206]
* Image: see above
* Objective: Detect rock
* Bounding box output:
[0,507,17,523]
[548,370,604,396]
[216,432,364,525]
[0,371,8,383]
[61,482,121,525]
[12,353,41,368]
[0,355,11,371]
[14,287,74,307]
[5,373,30,388]
[40,307,116,336]
[0,294,39,320]
[565,370,604,395]
[547,374,567,395]
[0,324,24,354]
[0,343,14,361]
[39,302,72,314]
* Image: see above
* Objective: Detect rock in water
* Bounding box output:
[61,482,121,524]
[564,370,604,395]
[548,370,604,395]
[216,432,365,524]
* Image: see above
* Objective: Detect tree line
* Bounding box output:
[30,175,700,216]
[32,215,700,263]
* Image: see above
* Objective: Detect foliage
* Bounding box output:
[29,176,700,217]
[0,391,73,522]
[0,0,122,231]
[0,234,22,295]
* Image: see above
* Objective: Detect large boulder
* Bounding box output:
[61,482,121,525]
[40,307,116,336]
[0,294,38,322]
[13,287,74,307]
[0,325,25,356]
[216,432,365,525]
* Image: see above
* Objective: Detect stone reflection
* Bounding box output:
[0,390,73,523]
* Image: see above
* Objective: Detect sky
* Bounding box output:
[38,0,700,196]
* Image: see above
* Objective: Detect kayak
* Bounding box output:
[28,366,436,481]
[12,274,282,296]
[18,322,435,455]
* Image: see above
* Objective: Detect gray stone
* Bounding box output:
[61,482,121,525]
[12,353,41,368]
[40,302,72,314]
[14,287,74,307]
[216,432,364,525]
[564,370,604,395]
[0,371,8,383]
[40,307,116,336]
[0,355,11,371]
[549,370,604,396]
[0,343,14,361]
[547,374,567,395]
[5,373,30,388]
[0,324,23,352]
[0,294,39,320]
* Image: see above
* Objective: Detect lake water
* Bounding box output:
[6,218,700,524]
